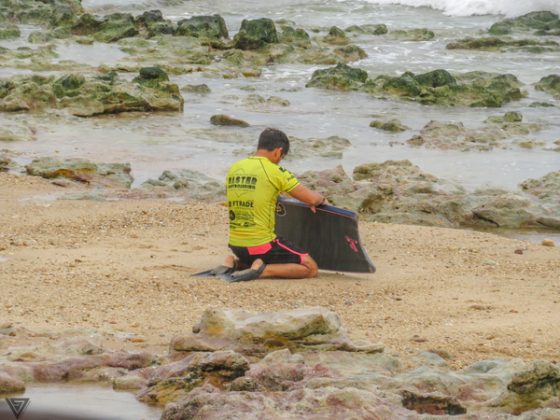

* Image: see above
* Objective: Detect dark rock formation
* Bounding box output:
[308,65,526,107]
[489,11,560,36]
[234,18,279,50]
[176,15,228,39]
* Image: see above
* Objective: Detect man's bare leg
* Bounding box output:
[251,256,318,279]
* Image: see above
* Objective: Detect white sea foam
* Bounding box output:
[342,0,560,17]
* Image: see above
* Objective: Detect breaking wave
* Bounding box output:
[343,0,560,17]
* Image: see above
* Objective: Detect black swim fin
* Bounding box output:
[192,265,235,277]
[223,263,266,282]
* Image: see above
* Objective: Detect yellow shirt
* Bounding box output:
[227,156,299,247]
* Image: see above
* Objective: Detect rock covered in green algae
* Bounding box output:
[323,26,349,45]
[370,119,409,132]
[308,65,525,107]
[135,9,165,26]
[52,73,86,98]
[333,44,367,61]
[27,30,55,44]
[489,11,560,36]
[389,28,435,41]
[0,75,57,112]
[176,15,228,39]
[181,84,211,95]
[0,0,82,26]
[72,12,138,43]
[135,10,174,37]
[233,18,279,50]
[109,17,367,72]
[534,74,560,99]
[519,171,560,203]
[243,94,290,108]
[486,111,523,124]
[306,63,368,91]
[210,114,250,127]
[345,24,388,35]
[133,66,169,87]
[455,71,525,107]
[447,36,559,52]
[491,361,560,414]
[0,24,20,40]
[0,68,184,116]
[368,69,524,106]
[278,25,311,47]
[26,157,134,188]
[70,13,102,35]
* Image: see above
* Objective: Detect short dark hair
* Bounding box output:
[257,128,290,156]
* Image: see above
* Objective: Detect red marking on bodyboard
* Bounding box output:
[345,236,359,253]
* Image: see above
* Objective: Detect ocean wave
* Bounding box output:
[342,0,560,17]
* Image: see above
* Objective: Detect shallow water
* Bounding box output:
[1,0,559,191]
[503,230,560,244]
[0,384,161,420]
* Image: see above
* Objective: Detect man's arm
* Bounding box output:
[288,184,326,207]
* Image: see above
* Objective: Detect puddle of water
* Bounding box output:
[473,228,560,245]
[55,41,128,66]
[0,25,41,49]
[500,230,560,245]
[0,384,161,420]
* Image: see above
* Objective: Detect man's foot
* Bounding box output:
[223,259,266,282]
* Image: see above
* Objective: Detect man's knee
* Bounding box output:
[302,255,318,278]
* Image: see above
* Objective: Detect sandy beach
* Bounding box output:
[1,171,559,369]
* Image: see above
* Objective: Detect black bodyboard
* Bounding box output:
[275,197,375,273]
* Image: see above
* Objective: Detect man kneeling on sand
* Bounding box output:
[210,128,328,282]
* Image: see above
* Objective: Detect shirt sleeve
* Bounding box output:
[274,165,300,192]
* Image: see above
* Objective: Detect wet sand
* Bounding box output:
[1,172,559,368]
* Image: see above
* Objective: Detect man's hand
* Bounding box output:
[310,197,329,213]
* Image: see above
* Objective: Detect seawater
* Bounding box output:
[1,0,559,190]
[0,384,161,419]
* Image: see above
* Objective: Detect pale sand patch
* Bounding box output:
[1,173,559,368]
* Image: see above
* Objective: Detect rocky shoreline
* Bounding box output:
[1,308,559,418]
[1,153,558,235]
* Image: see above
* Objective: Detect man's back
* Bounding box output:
[226,156,299,247]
